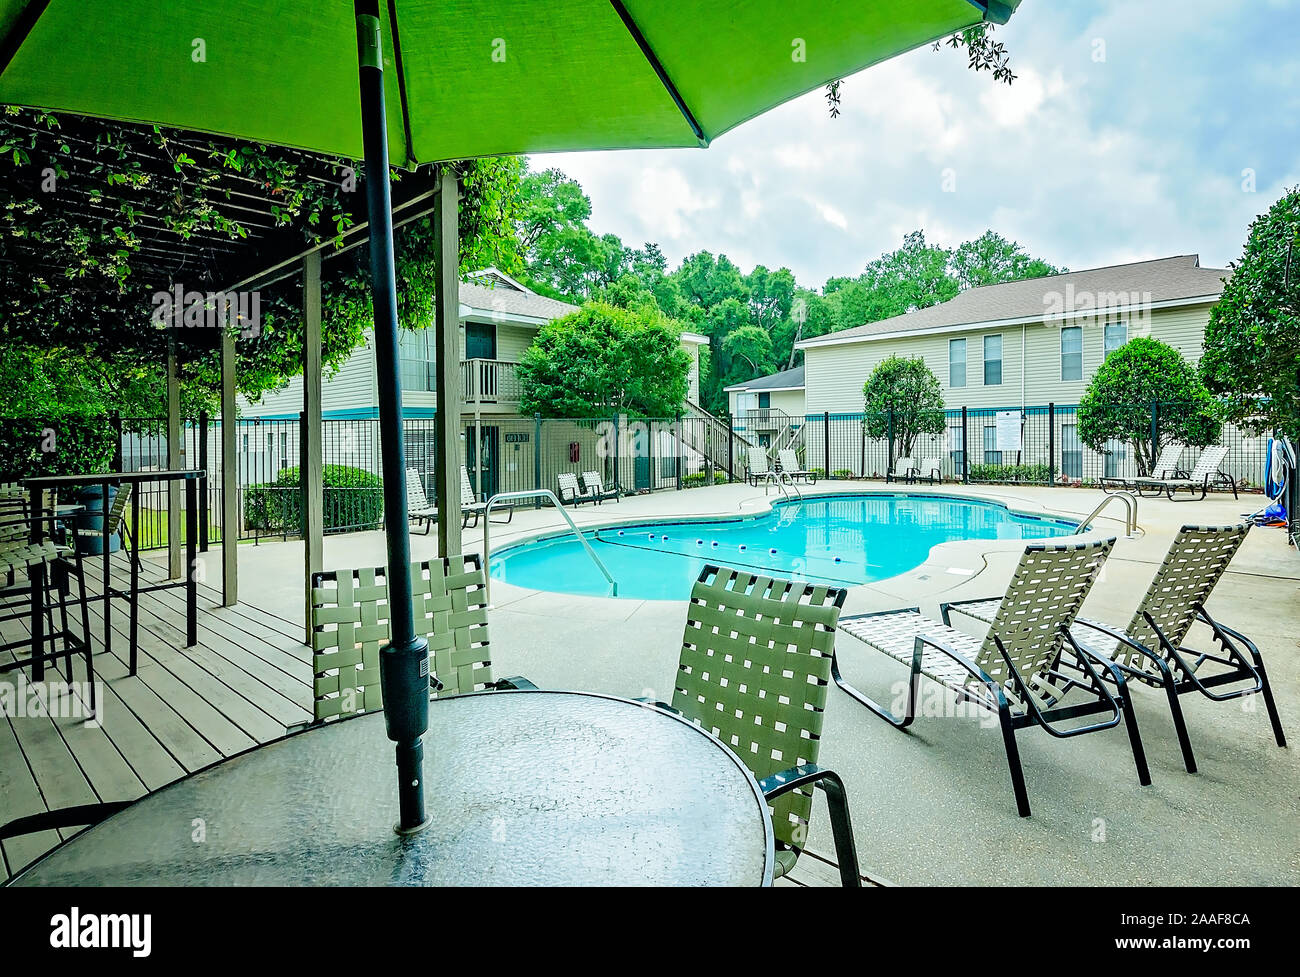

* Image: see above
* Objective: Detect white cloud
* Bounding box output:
[531,0,1299,287]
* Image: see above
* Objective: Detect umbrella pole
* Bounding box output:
[355,1,430,834]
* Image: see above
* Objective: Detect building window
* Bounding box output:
[1104,437,1127,479]
[948,420,966,473]
[1104,321,1127,359]
[399,328,436,392]
[1062,423,1082,478]
[983,425,1002,465]
[280,432,288,471]
[983,334,1002,386]
[949,338,967,388]
[241,434,249,454]
[1061,326,1083,381]
[758,392,771,409]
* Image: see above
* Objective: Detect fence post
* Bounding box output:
[533,413,542,509]
[823,411,831,478]
[1047,403,1055,487]
[612,413,620,493]
[886,409,894,478]
[1150,400,1160,476]
[198,411,209,551]
[726,414,734,483]
[675,415,683,491]
[961,406,969,484]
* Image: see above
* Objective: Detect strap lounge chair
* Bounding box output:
[557,471,596,505]
[746,445,775,487]
[1133,445,1236,501]
[646,565,862,886]
[580,470,619,503]
[307,553,534,723]
[460,466,513,527]
[944,524,1285,773]
[835,537,1151,817]
[884,456,915,484]
[777,449,817,484]
[1102,442,1186,495]
[406,467,439,535]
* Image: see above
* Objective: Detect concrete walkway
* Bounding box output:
[203,479,1300,886]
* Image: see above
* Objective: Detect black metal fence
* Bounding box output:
[803,403,1272,489]
[4,403,1284,553]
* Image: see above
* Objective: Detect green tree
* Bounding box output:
[1078,338,1221,475]
[517,302,691,418]
[861,356,946,458]
[950,230,1064,289]
[1201,188,1300,441]
[721,325,776,386]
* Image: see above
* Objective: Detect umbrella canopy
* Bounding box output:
[1,0,1015,164]
[1,0,1021,835]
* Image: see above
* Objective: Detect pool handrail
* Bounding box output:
[482,489,618,605]
[1076,490,1138,538]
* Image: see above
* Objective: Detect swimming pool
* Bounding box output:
[489,493,1079,600]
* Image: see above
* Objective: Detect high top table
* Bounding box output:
[11,690,775,886]
[23,470,205,677]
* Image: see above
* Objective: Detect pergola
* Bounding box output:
[0,109,453,629]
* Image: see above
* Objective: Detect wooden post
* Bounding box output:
[220,328,238,606]
[302,251,324,643]
[433,167,462,557]
[166,333,183,579]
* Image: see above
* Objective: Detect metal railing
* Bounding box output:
[481,489,617,605]
[1077,490,1139,537]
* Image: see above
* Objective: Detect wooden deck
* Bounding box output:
[0,551,870,886]
[0,551,311,880]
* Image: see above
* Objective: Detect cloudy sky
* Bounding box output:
[534,0,1299,289]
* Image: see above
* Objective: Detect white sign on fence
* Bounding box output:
[995,411,1022,454]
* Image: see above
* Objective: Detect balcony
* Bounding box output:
[462,358,521,407]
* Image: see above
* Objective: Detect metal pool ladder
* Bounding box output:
[1077,490,1139,538]
[482,489,618,604]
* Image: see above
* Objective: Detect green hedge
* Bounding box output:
[682,470,729,488]
[831,469,853,479]
[244,464,384,533]
[968,463,1052,484]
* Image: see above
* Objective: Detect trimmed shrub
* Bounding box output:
[682,470,729,488]
[0,415,116,480]
[968,463,1051,484]
[810,468,827,480]
[831,469,853,479]
[245,464,384,533]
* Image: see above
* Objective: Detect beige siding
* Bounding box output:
[805,303,1214,413]
[241,332,376,417]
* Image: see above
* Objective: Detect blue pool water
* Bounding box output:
[489,493,1079,600]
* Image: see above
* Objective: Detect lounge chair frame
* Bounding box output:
[1101,442,1186,495]
[777,449,817,484]
[944,525,1285,773]
[834,538,1151,817]
[884,456,915,484]
[580,470,619,503]
[1132,445,1237,501]
[557,471,597,505]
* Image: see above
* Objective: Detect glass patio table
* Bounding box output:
[12,690,775,886]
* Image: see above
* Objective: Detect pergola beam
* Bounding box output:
[219,329,238,607]
[433,166,462,557]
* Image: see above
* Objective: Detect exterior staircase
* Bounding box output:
[683,401,753,479]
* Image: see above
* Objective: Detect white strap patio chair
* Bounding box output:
[944,524,1285,774]
[405,467,438,535]
[557,471,596,505]
[1102,442,1186,495]
[777,449,817,484]
[884,456,915,484]
[916,456,943,484]
[580,470,619,503]
[459,465,514,527]
[834,537,1151,817]
[746,445,774,487]
[1133,445,1235,501]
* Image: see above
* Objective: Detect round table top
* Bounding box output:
[14,690,774,886]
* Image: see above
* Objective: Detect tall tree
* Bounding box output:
[950,230,1064,289]
[861,356,947,459]
[1201,188,1300,441]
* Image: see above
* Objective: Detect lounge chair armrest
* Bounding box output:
[1198,612,1259,656]
[1071,619,1173,675]
[914,633,1004,696]
[493,675,538,691]
[939,595,1000,624]
[758,764,862,888]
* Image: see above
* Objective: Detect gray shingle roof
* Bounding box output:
[459,276,578,322]
[801,255,1228,347]
[725,365,805,392]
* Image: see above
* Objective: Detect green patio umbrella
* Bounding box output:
[0,0,1020,832]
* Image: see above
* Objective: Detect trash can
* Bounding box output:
[74,484,122,554]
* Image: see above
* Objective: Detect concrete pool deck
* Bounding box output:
[200,479,1300,886]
